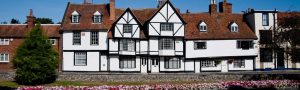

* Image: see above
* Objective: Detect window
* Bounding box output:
[74,52,87,66]
[199,22,207,32]
[201,60,216,67]
[164,57,181,69]
[73,32,81,45]
[237,41,254,50]
[0,38,9,45]
[259,30,272,44]
[119,56,136,69]
[262,13,269,26]
[159,38,174,50]
[90,32,99,45]
[47,39,56,45]
[233,59,245,68]
[260,48,273,62]
[161,23,174,31]
[123,24,133,33]
[194,42,207,49]
[0,53,9,62]
[71,11,79,23]
[230,23,238,32]
[93,11,102,23]
[120,39,135,51]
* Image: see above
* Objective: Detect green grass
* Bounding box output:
[0,80,203,88]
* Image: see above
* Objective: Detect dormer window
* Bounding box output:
[230,22,238,32]
[71,11,79,23]
[199,21,207,32]
[93,11,102,23]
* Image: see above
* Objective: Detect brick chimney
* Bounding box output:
[219,0,232,14]
[209,0,217,15]
[109,0,115,20]
[26,9,36,29]
[84,0,92,4]
[157,0,167,8]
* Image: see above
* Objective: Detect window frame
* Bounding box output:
[164,57,181,69]
[201,60,217,67]
[199,22,207,32]
[47,39,56,45]
[73,32,81,45]
[194,41,207,50]
[90,31,99,45]
[119,39,135,52]
[237,40,254,50]
[0,38,10,45]
[262,13,269,26]
[0,53,9,62]
[74,52,87,66]
[123,24,133,33]
[260,48,273,62]
[160,23,174,31]
[233,59,245,68]
[93,15,102,23]
[119,56,136,69]
[71,15,79,23]
[159,38,174,50]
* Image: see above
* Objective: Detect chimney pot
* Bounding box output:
[27,9,36,29]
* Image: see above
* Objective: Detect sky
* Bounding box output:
[0,0,300,23]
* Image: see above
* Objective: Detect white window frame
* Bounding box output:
[123,24,133,33]
[71,11,79,23]
[161,23,174,31]
[164,57,181,69]
[230,22,239,32]
[199,22,207,32]
[120,39,135,52]
[47,39,56,45]
[194,41,207,49]
[119,56,136,69]
[93,11,102,23]
[0,53,9,62]
[233,59,245,68]
[201,60,216,67]
[0,38,10,45]
[74,52,87,66]
[237,40,254,49]
[90,32,99,45]
[262,13,269,26]
[73,32,81,45]
[159,38,174,50]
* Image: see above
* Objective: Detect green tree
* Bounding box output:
[10,18,20,24]
[12,23,58,85]
[35,18,54,24]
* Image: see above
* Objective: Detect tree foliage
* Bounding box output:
[35,18,54,24]
[12,23,58,85]
[10,18,20,24]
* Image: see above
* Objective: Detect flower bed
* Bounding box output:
[17,80,300,90]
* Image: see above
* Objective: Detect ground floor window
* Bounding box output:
[233,59,245,68]
[201,60,216,67]
[164,57,181,69]
[0,53,9,62]
[74,52,87,66]
[260,48,273,62]
[119,56,136,69]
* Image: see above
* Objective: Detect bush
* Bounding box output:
[12,23,58,85]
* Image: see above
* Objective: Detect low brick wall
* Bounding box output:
[1,71,300,82]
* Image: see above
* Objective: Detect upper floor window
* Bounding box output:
[159,38,174,50]
[230,22,238,32]
[119,56,136,69]
[161,23,174,31]
[47,39,56,45]
[262,13,269,26]
[259,30,272,44]
[0,53,9,62]
[237,40,254,50]
[194,41,207,49]
[90,32,99,45]
[199,21,207,32]
[0,38,9,45]
[233,59,245,68]
[71,11,79,23]
[73,32,81,45]
[201,60,216,67]
[74,52,87,66]
[164,57,181,69]
[120,39,135,51]
[123,24,133,33]
[93,11,102,23]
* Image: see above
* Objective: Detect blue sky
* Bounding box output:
[0,0,300,23]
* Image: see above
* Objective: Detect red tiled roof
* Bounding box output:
[0,24,60,38]
[182,13,257,40]
[61,3,113,31]
[277,12,300,26]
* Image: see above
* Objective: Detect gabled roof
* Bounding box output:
[182,13,257,40]
[61,3,113,31]
[0,24,60,38]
